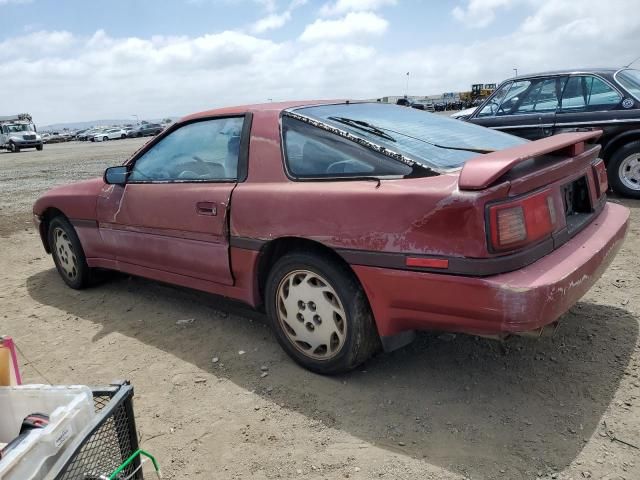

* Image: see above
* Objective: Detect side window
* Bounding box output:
[128,117,244,182]
[495,80,532,115]
[477,80,532,117]
[477,82,511,117]
[561,76,622,111]
[513,77,566,113]
[283,117,412,178]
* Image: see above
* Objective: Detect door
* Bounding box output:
[97,116,246,285]
[554,74,624,136]
[471,77,566,140]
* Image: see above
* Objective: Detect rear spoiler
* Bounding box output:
[458,130,603,191]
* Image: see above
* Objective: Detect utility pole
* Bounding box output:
[513,68,518,77]
[405,72,410,98]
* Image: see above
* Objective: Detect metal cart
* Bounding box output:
[48,381,145,480]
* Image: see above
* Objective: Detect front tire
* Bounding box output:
[265,251,379,374]
[36,144,43,151]
[608,141,640,199]
[48,216,91,289]
[8,142,19,153]
[103,136,109,142]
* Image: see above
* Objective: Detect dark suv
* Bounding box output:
[462,68,640,198]
[127,123,164,138]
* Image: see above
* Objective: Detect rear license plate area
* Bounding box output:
[562,176,592,233]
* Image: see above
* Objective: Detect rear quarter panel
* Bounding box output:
[232,109,509,258]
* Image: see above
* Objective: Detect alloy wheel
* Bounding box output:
[53,227,79,281]
[618,153,640,191]
[276,269,347,360]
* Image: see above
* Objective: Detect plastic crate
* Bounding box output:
[47,381,142,480]
[0,385,96,480]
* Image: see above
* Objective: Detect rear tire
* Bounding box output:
[608,141,640,199]
[48,216,92,289]
[265,251,380,374]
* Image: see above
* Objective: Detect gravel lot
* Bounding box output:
[1,140,639,480]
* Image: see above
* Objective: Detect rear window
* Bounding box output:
[616,69,640,101]
[283,117,413,178]
[291,103,526,170]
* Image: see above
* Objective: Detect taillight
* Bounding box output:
[488,189,557,252]
[593,159,608,197]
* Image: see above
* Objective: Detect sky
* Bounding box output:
[1,0,638,125]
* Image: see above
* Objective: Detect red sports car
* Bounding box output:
[33,101,629,374]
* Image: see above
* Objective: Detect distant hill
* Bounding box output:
[40,117,178,132]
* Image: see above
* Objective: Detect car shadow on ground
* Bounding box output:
[27,269,638,479]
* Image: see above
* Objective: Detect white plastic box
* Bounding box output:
[0,385,96,480]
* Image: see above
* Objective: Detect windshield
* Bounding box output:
[291,103,526,170]
[6,123,34,133]
[616,69,640,101]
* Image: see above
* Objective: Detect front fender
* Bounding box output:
[33,177,104,220]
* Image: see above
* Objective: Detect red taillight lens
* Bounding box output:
[489,190,557,252]
[593,159,608,197]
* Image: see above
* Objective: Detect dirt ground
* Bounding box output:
[1,140,639,480]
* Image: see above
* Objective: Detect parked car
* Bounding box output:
[77,129,102,141]
[450,106,478,120]
[44,133,66,144]
[462,67,640,198]
[126,123,163,137]
[33,101,629,374]
[91,128,127,142]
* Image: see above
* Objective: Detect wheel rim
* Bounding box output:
[53,227,79,281]
[618,153,640,191]
[276,269,347,360]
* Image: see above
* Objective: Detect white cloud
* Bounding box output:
[452,0,514,28]
[299,11,388,42]
[0,30,76,60]
[319,0,396,16]
[250,11,292,33]
[1,0,637,125]
[249,0,307,34]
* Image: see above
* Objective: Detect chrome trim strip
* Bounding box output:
[491,118,640,130]
[555,118,640,126]
[492,124,554,130]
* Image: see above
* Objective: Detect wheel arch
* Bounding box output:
[602,129,640,161]
[255,236,360,308]
[38,207,68,253]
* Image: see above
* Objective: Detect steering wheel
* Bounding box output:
[177,170,200,179]
[170,153,208,177]
[326,160,354,174]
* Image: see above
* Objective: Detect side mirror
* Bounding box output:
[104,166,128,185]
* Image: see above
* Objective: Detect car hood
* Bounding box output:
[33,177,104,217]
[450,107,477,119]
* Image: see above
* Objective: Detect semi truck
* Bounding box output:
[0,114,43,152]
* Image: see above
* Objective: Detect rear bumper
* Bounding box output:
[354,202,629,339]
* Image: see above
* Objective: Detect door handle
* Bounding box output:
[196,202,217,216]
